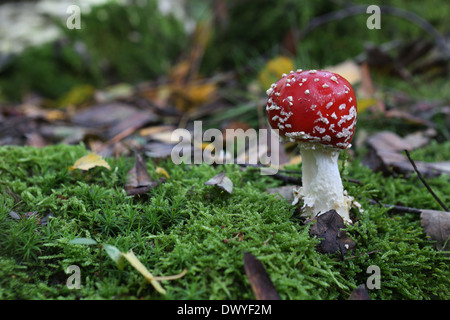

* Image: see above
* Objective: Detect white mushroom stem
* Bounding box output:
[294,145,352,223]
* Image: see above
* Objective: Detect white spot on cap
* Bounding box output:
[344,85,350,94]
[314,78,319,82]
[337,106,356,127]
[330,76,338,83]
[326,102,333,109]
[322,84,329,88]
[336,127,353,138]
[296,69,303,72]
[309,70,317,74]
[313,126,326,134]
[329,124,336,132]
[339,104,346,110]
[266,102,281,111]
[315,111,329,124]
[305,90,310,95]
[331,112,337,119]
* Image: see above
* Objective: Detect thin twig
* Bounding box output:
[404,149,449,212]
[344,250,382,261]
[367,198,422,214]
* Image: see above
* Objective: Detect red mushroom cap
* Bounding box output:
[266,69,357,149]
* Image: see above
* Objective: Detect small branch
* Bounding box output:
[367,198,422,214]
[344,250,382,261]
[404,150,449,211]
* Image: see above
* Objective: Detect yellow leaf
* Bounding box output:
[153,269,187,281]
[56,84,95,108]
[201,142,215,151]
[325,60,361,85]
[258,56,295,90]
[357,98,378,113]
[121,250,166,295]
[45,110,67,121]
[171,82,217,111]
[155,167,170,179]
[69,153,111,171]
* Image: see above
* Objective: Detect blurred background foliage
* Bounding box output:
[0,0,448,102]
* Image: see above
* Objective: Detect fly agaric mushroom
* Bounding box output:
[266,69,357,223]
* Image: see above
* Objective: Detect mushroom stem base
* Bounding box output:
[296,147,352,223]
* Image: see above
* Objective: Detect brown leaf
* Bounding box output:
[107,111,157,140]
[71,103,141,129]
[309,210,356,259]
[204,171,233,194]
[348,284,371,300]
[364,131,450,177]
[420,209,450,250]
[243,252,281,300]
[125,152,164,196]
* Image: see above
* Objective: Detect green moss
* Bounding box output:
[0,143,449,299]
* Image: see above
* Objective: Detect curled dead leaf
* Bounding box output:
[125,152,164,196]
[204,171,233,194]
[420,209,450,251]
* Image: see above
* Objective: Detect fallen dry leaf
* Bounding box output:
[155,167,170,179]
[243,252,281,300]
[170,82,218,112]
[69,153,111,171]
[71,103,140,129]
[125,152,164,196]
[121,250,166,295]
[257,55,295,91]
[204,171,233,194]
[348,284,371,300]
[420,209,450,251]
[325,59,361,85]
[364,130,450,177]
[121,249,187,295]
[309,210,356,259]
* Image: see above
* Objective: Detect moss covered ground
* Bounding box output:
[0,143,449,300]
